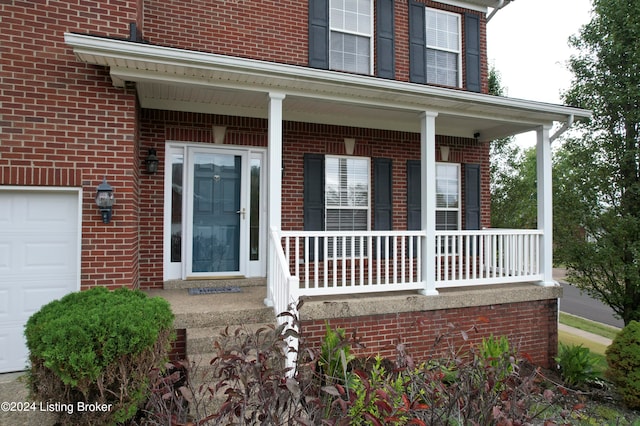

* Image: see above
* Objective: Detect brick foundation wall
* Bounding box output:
[0,1,141,290]
[168,328,187,362]
[301,299,559,369]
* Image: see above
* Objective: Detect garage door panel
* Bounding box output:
[0,286,73,322]
[26,195,77,221]
[22,285,73,316]
[0,290,8,317]
[0,324,29,372]
[2,193,76,232]
[0,189,79,373]
[24,241,77,270]
[0,243,9,271]
[1,238,77,276]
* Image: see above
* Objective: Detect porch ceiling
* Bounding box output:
[65,33,590,141]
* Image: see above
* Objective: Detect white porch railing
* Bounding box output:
[267,229,300,374]
[280,230,427,297]
[435,229,543,288]
[268,228,300,317]
[269,229,544,299]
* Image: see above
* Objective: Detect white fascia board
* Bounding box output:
[64,33,590,125]
[431,0,488,13]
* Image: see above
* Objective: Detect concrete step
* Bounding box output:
[186,323,277,355]
[164,277,266,290]
[175,305,275,330]
[146,285,273,329]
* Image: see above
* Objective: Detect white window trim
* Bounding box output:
[425,7,462,88]
[329,0,374,75]
[435,162,461,230]
[324,154,371,231]
[162,142,268,280]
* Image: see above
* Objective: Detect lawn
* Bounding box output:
[558,312,616,372]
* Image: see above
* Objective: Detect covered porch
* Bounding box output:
[65,34,590,316]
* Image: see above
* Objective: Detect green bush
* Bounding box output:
[25,287,174,425]
[606,321,640,409]
[555,343,600,388]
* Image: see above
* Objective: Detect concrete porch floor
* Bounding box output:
[144,285,272,329]
[145,281,563,326]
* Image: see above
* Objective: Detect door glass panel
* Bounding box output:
[170,154,183,263]
[250,158,261,261]
[192,153,241,273]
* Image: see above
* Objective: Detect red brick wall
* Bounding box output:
[281,121,491,232]
[138,111,490,288]
[301,299,559,368]
[143,0,308,67]
[0,0,141,289]
[138,111,270,288]
[142,0,488,93]
[168,328,187,362]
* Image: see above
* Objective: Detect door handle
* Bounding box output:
[236,207,246,219]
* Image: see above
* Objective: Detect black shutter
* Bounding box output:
[309,0,329,69]
[464,13,481,93]
[376,0,395,79]
[304,154,325,260]
[374,158,393,231]
[407,160,421,230]
[408,0,426,84]
[464,163,481,230]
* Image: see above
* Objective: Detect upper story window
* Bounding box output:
[425,8,461,88]
[309,0,394,78]
[329,0,373,74]
[408,1,481,92]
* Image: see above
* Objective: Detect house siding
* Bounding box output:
[1,0,140,290]
[2,0,560,373]
[137,111,491,288]
[143,0,309,67]
[142,0,488,92]
[280,121,491,233]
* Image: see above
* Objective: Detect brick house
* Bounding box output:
[0,0,590,373]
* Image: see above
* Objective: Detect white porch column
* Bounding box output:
[536,125,555,286]
[419,111,439,296]
[265,92,286,307]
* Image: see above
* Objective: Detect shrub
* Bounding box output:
[148,306,589,425]
[25,287,174,425]
[555,343,600,389]
[606,320,640,409]
[479,334,515,383]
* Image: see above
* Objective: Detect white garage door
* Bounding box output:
[0,189,81,373]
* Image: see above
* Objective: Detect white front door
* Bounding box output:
[0,188,81,373]
[164,144,266,280]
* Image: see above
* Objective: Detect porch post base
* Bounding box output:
[535,280,558,288]
[419,288,439,296]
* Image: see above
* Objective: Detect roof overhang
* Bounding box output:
[434,0,512,13]
[64,33,590,141]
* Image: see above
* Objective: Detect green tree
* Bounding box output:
[489,67,537,229]
[559,0,640,325]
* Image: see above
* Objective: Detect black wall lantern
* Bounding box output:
[95,177,115,224]
[145,148,159,174]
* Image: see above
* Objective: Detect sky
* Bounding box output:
[486,0,593,146]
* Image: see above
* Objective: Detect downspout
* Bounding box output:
[549,114,575,144]
[486,0,508,23]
